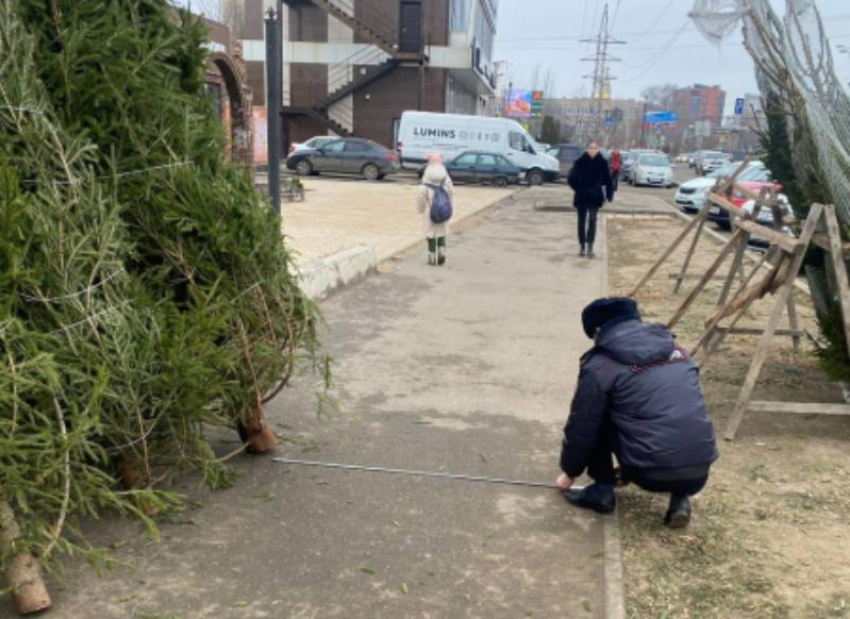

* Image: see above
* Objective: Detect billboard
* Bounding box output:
[505,90,532,118]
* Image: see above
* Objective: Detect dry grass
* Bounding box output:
[607,215,850,618]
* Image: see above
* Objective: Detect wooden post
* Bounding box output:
[0,495,51,615]
[717,232,749,309]
[724,204,824,440]
[786,294,802,357]
[693,246,781,363]
[629,203,710,298]
[668,228,746,329]
[673,214,707,294]
[824,204,850,356]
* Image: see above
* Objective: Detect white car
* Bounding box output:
[630,153,674,188]
[288,135,338,155]
[675,161,763,213]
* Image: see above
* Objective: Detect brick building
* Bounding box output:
[200,15,255,167]
[669,84,727,151]
[240,0,498,149]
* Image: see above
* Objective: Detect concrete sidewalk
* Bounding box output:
[282,177,511,263]
[50,192,613,618]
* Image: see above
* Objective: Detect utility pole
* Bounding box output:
[265,5,282,214]
[581,3,625,144]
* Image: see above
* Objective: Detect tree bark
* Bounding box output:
[0,495,51,615]
[237,404,278,455]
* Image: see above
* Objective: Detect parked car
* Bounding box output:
[445,151,522,187]
[692,150,725,175]
[549,143,584,180]
[708,165,779,229]
[629,153,674,187]
[286,137,400,181]
[288,135,338,155]
[622,149,656,182]
[698,153,731,176]
[675,161,762,214]
[397,111,559,185]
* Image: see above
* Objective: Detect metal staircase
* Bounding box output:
[281,0,426,138]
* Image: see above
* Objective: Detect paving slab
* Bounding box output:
[280,177,511,263]
[45,193,611,619]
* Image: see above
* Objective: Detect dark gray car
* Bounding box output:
[550,143,585,179]
[286,137,400,181]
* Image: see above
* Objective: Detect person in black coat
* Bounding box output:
[567,141,614,257]
[555,297,718,528]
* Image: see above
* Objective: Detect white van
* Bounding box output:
[397,111,560,185]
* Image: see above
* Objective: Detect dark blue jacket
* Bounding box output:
[560,320,718,479]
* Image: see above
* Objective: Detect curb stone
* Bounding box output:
[601,214,627,619]
[297,245,377,301]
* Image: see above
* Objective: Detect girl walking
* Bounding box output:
[567,141,614,258]
[417,153,455,266]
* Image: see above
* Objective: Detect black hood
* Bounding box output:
[595,320,675,366]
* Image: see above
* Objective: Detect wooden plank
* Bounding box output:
[692,247,778,361]
[748,401,850,416]
[706,192,741,215]
[824,204,850,357]
[714,327,806,337]
[811,232,850,256]
[629,204,709,298]
[724,203,825,440]
[674,214,707,294]
[717,233,748,308]
[668,228,746,329]
[786,295,802,357]
[713,158,752,195]
[734,219,800,254]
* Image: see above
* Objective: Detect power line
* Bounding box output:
[620,20,692,83]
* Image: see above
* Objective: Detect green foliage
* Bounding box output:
[0,0,323,581]
[540,115,561,146]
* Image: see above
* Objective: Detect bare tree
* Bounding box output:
[541,67,557,98]
[221,0,245,38]
[640,83,678,110]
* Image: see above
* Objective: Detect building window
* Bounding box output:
[450,0,470,32]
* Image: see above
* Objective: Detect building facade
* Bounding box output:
[669,84,727,151]
[240,0,498,149]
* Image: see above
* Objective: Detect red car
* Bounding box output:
[708,166,780,229]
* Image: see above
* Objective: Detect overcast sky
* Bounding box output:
[493,0,850,113]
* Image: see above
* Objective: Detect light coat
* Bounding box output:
[416,164,455,238]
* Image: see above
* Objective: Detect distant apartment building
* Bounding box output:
[670,84,727,150]
[239,0,498,149]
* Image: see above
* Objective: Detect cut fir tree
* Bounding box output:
[0,1,325,613]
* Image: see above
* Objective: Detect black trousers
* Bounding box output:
[586,424,709,497]
[576,206,599,246]
[612,170,620,192]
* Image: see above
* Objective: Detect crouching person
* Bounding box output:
[556,297,718,528]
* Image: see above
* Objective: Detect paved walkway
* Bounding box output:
[280,176,510,263]
[51,192,612,618]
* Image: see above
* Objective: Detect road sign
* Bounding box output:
[734,98,745,115]
[644,111,679,125]
[531,91,544,117]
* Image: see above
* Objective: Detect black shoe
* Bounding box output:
[563,484,616,514]
[437,254,446,266]
[665,494,691,528]
[579,244,586,256]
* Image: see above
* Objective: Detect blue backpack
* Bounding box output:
[426,178,453,224]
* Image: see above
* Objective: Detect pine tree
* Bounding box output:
[1,0,324,607]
